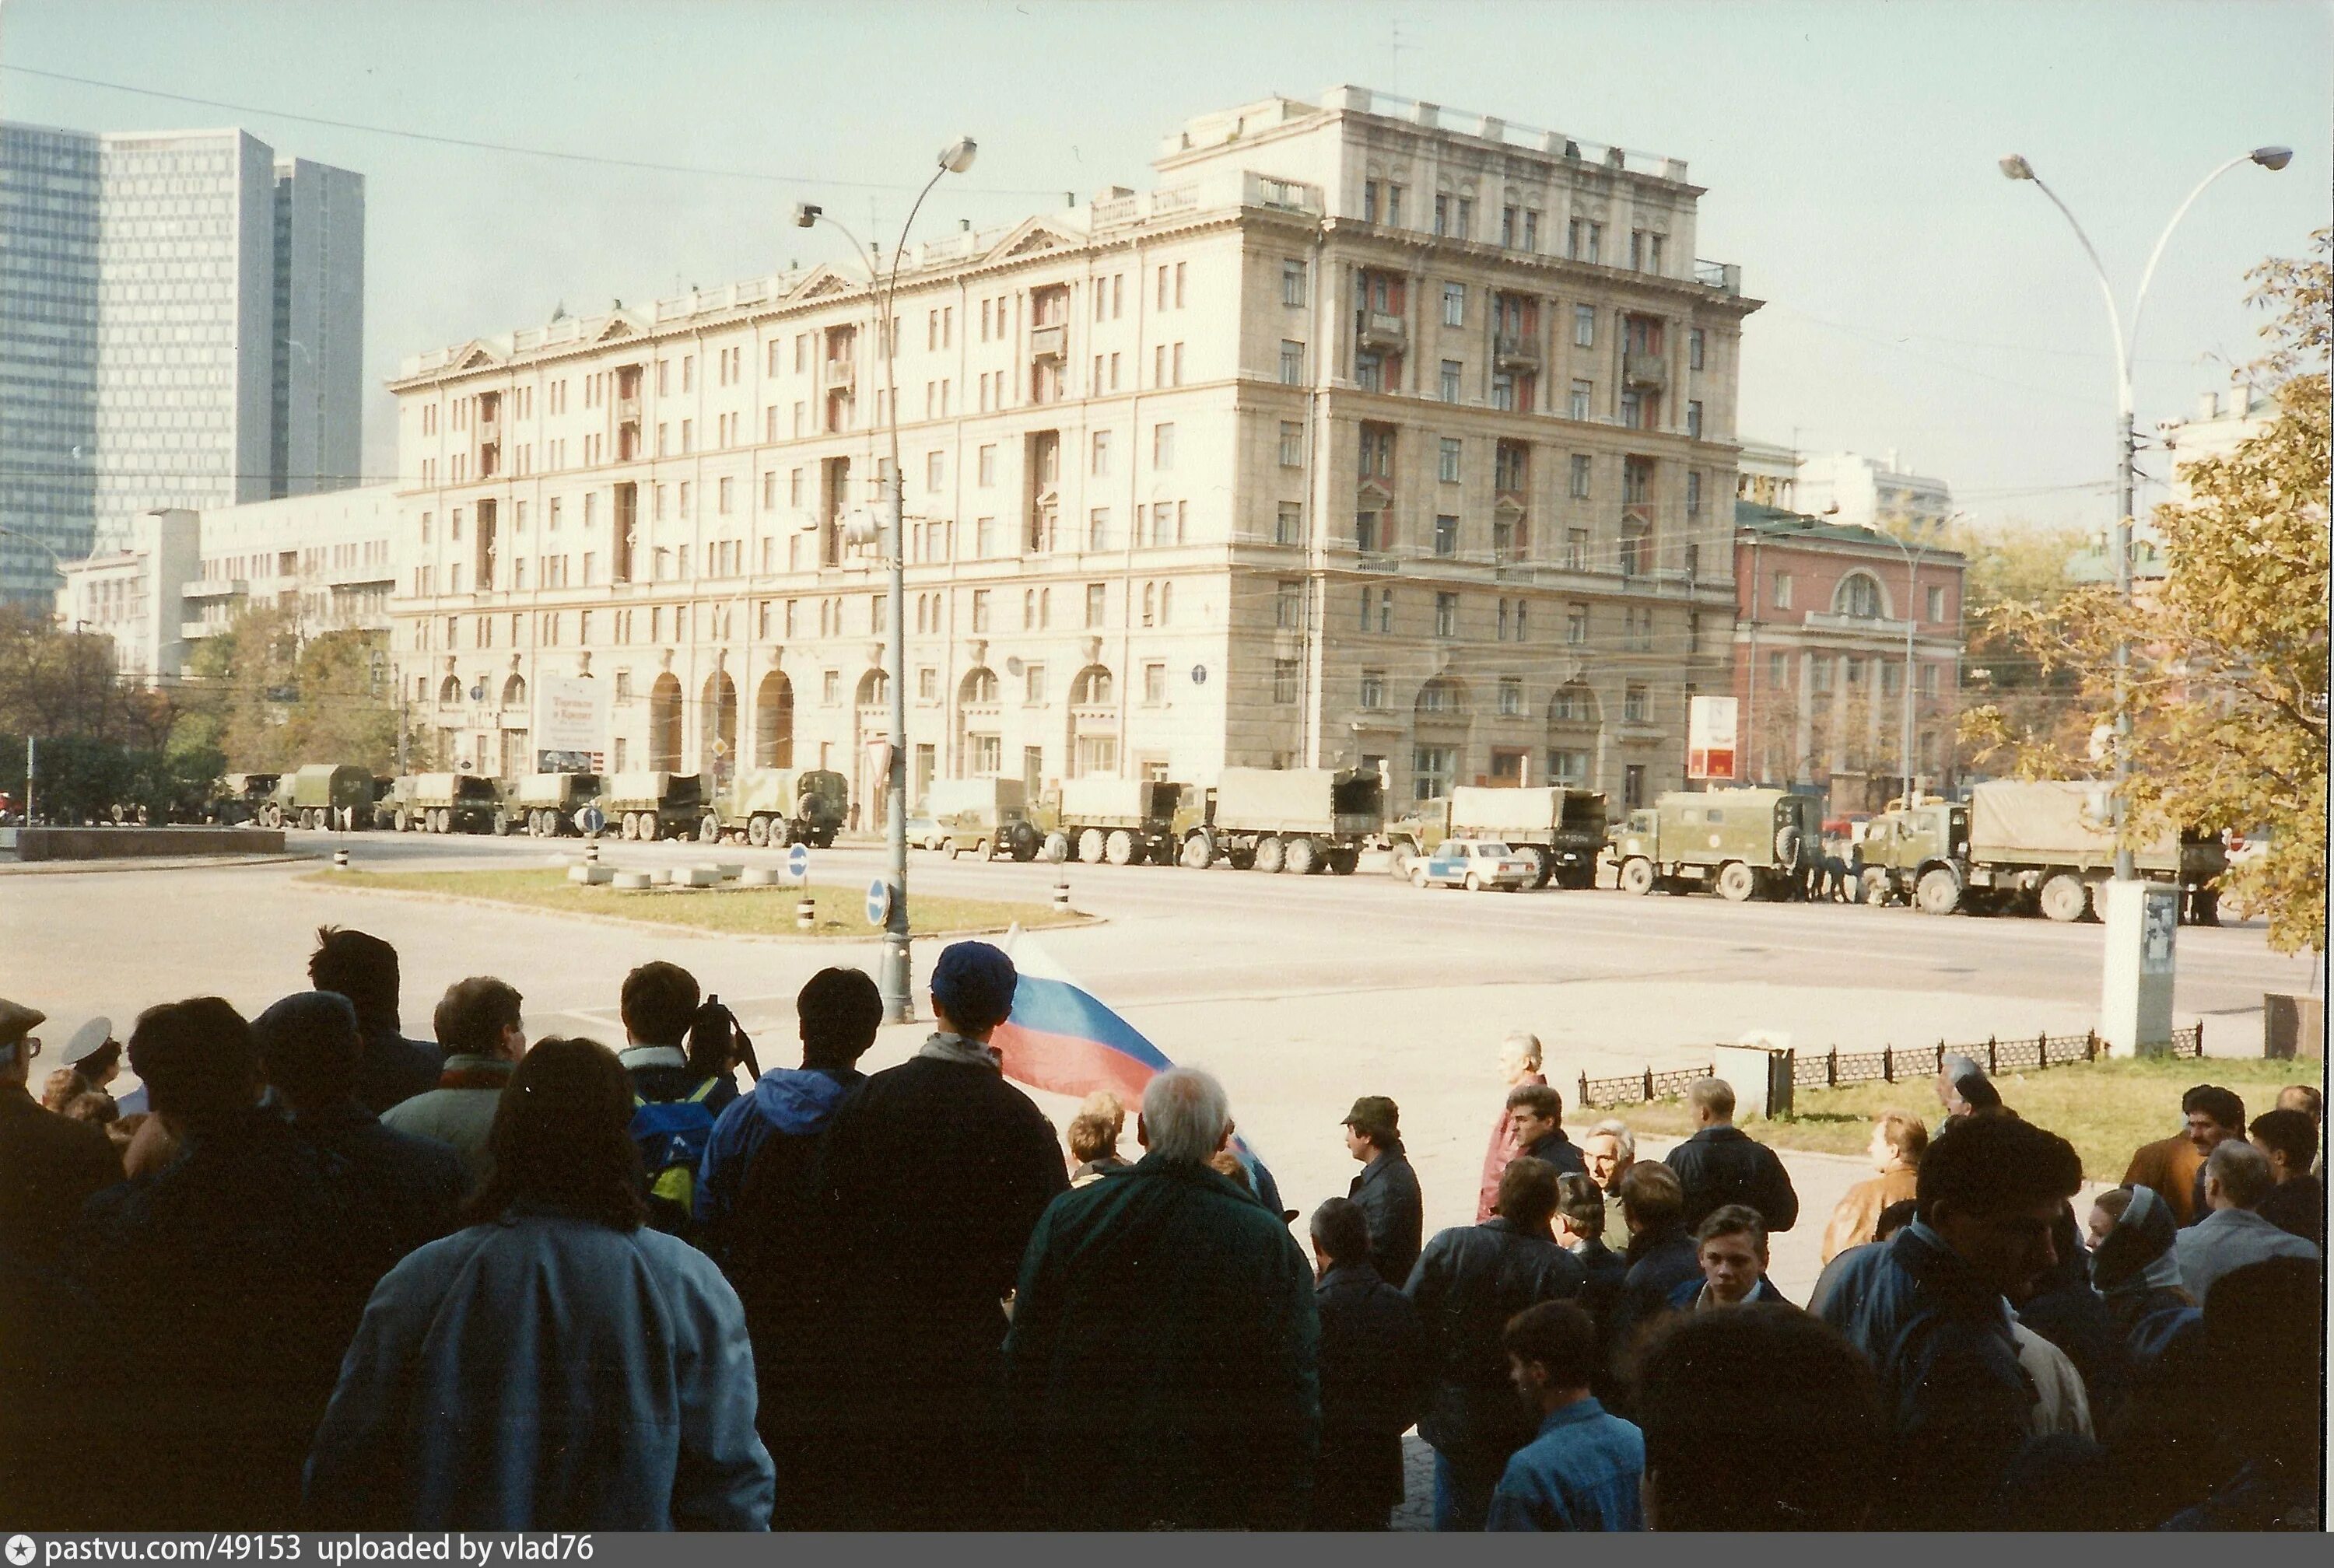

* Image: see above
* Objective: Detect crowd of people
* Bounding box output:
[0,943,2323,1532]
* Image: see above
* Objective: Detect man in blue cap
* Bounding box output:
[809,940,1068,1528]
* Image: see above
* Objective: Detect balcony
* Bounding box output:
[616,394,641,422]
[182,577,247,600]
[1494,332,1539,372]
[477,415,499,443]
[823,360,856,391]
[1029,324,1067,360]
[1694,259,1743,295]
[1624,352,1667,389]
[1357,310,1407,352]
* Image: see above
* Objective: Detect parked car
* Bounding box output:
[903,812,948,852]
[1410,838,1535,891]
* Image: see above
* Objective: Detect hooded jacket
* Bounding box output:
[693,1064,863,1262]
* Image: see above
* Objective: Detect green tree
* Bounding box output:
[1966,229,2329,953]
[175,606,401,773]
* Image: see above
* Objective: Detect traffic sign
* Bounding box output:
[865,877,893,927]
[1190,664,1208,685]
[786,842,811,882]
[577,804,606,836]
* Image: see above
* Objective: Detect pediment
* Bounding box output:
[985,216,1082,264]
[451,341,503,371]
[1357,478,1393,506]
[792,267,863,302]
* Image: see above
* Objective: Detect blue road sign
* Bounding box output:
[786,842,811,881]
[865,877,892,927]
[577,804,606,835]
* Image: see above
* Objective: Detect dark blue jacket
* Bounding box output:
[1610,1225,1701,1367]
[1521,1128,1587,1178]
[1663,1124,1800,1233]
[1812,1220,2034,1529]
[692,1064,864,1259]
[1665,1272,1789,1310]
[1350,1144,1425,1284]
[1312,1262,1431,1526]
[354,1023,441,1117]
[289,1101,469,1258]
[1404,1217,1585,1459]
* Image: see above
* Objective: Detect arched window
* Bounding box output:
[857,668,889,707]
[1159,583,1172,625]
[1141,583,1156,628]
[439,675,462,705]
[1071,666,1114,705]
[1417,677,1467,717]
[1836,572,1884,620]
[502,674,527,709]
[960,667,998,705]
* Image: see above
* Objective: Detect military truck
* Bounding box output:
[286,763,377,831]
[1182,767,1383,874]
[393,772,503,834]
[1387,786,1608,888]
[216,772,284,826]
[1859,779,2227,922]
[712,767,848,847]
[507,772,602,838]
[926,776,1040,861]
[1609,787,1824,901]
[599,772,707,842]
[1035,777,1186,865]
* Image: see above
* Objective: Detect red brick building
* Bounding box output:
[1731,499,1964,814]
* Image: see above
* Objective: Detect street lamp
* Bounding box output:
[1997,144,2290,878]
[1873,515,1952,809]
[796,135,977,1024]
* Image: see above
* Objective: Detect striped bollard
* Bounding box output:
[333,846,350,870]
[586,839,600,863]
[796,896,815,932]
[1053,880,1071,912]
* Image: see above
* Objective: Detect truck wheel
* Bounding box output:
[1390,843,1418,880]
[1328,848,1358,876]
[1409,864,1429,890]
[1011,827,1039,863]
[1284,835,1319,875]
[1916,866,1962,916]
[1041,831,1071,863]
[1862,867,1894,907]
[1072,828,1101,863]
[1775,824,1803,870]
[392,808,408,833]
[640,814,662,843]
[1718,862,1758,902]
[1514,846,1551,888]
[1100,829,1133,866]
[264,803,284,828]
[1619,858,1656,896]
[747,816,770,848]
[1254,835,1285,874]
[2039,873,2089,924]
[1180,831,1215,870]
[698,814,720,844]
[492,812,512,837]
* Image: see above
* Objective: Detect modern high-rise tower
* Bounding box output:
[0,123,364,607]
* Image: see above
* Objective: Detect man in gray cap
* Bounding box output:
[0,998,123,1265]
[810,940,1068,1529]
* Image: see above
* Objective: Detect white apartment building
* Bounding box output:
[386,87,1758,809]
[57,484,398,681]
[1789,450,1953,534]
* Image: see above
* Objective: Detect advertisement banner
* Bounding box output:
[1687,695,1738,781]
[534,674,607,773]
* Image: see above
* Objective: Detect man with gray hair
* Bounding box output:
[1477,1031,1547,1222]
[1582,1118,1636,1242]
[2172,1139,2321,1303]
[1006,1067,1320,1528]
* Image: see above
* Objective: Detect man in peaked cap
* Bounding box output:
[1346,1094,1425,1285]
[1,999,123,1265]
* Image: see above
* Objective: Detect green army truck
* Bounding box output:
[1387,786,1608,889]
[1610,787,1824,901]
[1183,767,1383,874]
[509,772,601,838]
[392,772,503,834]
[926,776,1040,861]
[1859,779,2227,922]
[1035,777,1186,866]
[712,767,848,847]
[600,772,706,842]
[286,763,378,831]
[217,772,284,826]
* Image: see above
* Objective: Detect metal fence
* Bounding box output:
[1576,1022,2205,1111]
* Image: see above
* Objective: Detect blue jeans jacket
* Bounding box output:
[1485,1397,1646,1531]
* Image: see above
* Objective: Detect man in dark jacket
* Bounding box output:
[1663,1076,1799,1233]
[812,941,1067,1529]
[0,999,122,1268]
[252,990,466,1259]
[1813,1111,2083,1529]
[1609,1162,1701,1395]
[2248,1108,2325,1243]
[1344,1094,1424,1283]
[1306,1196,1429,1529]
[1006,1068,1320,1530]
[1404,1156,1586,1531]
[1506,1082,1586,1177]
[66,998,397,1528]
[308,926,440,1115]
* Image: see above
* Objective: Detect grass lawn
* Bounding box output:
[1614,1055,2315,1181]
[301,867,1089,939]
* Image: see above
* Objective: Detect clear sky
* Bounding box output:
[4,0,2327,533]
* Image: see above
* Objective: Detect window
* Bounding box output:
[1085,583,1106,628]
[1279,422,1304,467]
[1442,282,1465,327]
[1088,508,1110,550]
[1687,401,1704,439]
[1920,663,1940,697]
[1274,579,1304,630]
[1144,663,1167,705]
[1548,749,1586,785]
[718,477,734,515]
[1686,471,1703,516]
[1927,585,1947,622]
[1838,573,1883,619]
[1282,258,1306,306]
[1433,193,1449,235]
[1523,210,1539,251]
[1386,184,1404,226]
[1772,572,1793,610]
[1434,515,1459,558]
[1439,438,1462,483]
[927,452,945,492]
[1273,659,1299,705]
[1359,669,1385,709]
[1813,659,1835,695]
[1275,502,1302,545]
[1491,373,1516,411]
[979,445,997,486]
[1565,454,1593,502]
[1772,653,1790,688]
[1501,205,1517,247]
[1439,361,1461,404]
[971,590,992,632]
[969,735,1002,775]
[1092,430,1111,476]
[1574,305,1596,348]
[1413,745,1454,801]
[1568,380,1592,421]
[1435,592,1459,639]
[1456,197,1474,236]
[1688,329,1706,370]
[1025,664,1047,705]
[1496,599,1510,641]
[1624,684,1649,723]
[1498,677,1523,716]
[1566,604,1589,645]
[1152,423,1175,468]
[1279,340,1305,385]
[1377,587,1394,633]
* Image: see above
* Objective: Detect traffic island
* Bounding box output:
[8,825,287,861]
[298,866,1092,939]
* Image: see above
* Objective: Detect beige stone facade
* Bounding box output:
[385,87,1756,811]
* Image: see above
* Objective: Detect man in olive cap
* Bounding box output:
[1346,1094,1425,1284]
[0,998,123,1265]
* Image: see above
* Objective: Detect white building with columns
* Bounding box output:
[385,87,1758,810]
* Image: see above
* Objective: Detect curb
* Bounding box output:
[0,852,311,877]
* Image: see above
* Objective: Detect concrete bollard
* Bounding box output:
[1053,881,1071,912]
[612,870,654,891]
[796,896,815,931]
[332,847,350,870]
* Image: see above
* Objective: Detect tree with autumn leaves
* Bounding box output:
[1965,229,2329,954]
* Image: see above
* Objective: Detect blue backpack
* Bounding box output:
[632,1077,722,1224]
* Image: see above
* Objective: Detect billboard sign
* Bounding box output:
[534,674,607,772]
[1687,695,1738,781]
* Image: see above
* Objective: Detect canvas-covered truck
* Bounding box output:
[600,772,706,842]
[1859,780,2227,922]
[508,772,601,838]
[1182,767,1384,874]
[1035,777,1186,865]
[286,763,378,831]
[1609,787,1824,901]
[927,776,1040,860]
[393,772,503,834]
[711,767,848,847]
[216,772,284,826]
[1387,786,1608,888]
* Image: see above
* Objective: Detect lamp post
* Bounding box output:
[797,135,978,1024]
[1873,515,1950,808]
[1997,145,2290,878]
